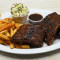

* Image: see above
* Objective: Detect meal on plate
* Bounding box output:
[10,12,60,48]
[0,18,23,48]
[0,3,60,49]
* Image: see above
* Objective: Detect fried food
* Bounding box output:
[0,23,7,29]
[10,42,14,49]
[6,32,10,37]
[0,23,15,32]
[0,39,9,45]
[0,33,9,40]
[10,28,14,37]
[15,44,20,48]
[0,18,23,48]
[1,20,9,23]
[0,30,8,34]
[0,21,3,24]
[21,45,30,49]
[0,12,60,49]
[14,29,17,34]
[15,23,23,30]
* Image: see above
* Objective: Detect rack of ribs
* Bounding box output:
[10,24,45,48]
[10,12,60,48]
[41,12,60,45]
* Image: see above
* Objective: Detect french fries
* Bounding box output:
[10,42,14,49]
[0,21,3,24]
[6,31,10,37]
[21,45,30,49]
[0,30,8,34]
[0,18,31,49]
[0,23,8,29]
[0,39,9,45]
[4,18,7,21]
[0,23,15,32]
[15,44,20,48]
[14,29,17,34]
[1,20,9,23]
[10,28,14,37]
[0,33,9,40]
[15,23,23,30]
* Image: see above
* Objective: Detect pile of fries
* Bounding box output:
[0,18,30,49]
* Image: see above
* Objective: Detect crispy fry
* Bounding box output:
[6,32,10,37]
[10,28,14,37]
[15,44,20,48]
[0,33,9,40]
[0,23,7,29]
[0,30,8,34]
[14,29,17,34]
[12,26,14,29]
[0,21,3,24]
[10,42,14,49]
[0,18,30,49]
[0,23,15,32]
[0,23,3,25]
[15,23,23,30]
[4,18,7,21]
[17,23,23,26]
[12,21,15,23]
[1,20,9,23]
[15,23,20,30]
[21,45,30,49]
[0,39,9,45]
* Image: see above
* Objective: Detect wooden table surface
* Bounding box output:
[0,0,60,60]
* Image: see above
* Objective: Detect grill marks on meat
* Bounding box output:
[11,24,32,43]
[42,12,60,45]
[24,26,35,40]
[10,12,60,48]
[10,24,45,47]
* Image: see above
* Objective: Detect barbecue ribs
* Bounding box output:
[10,12,60,48]
[41,12,60,45]
[10,24,45,47]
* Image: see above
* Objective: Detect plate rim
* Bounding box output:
[0,8,60,54]
[0,43,60,54]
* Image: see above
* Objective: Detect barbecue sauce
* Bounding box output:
[29,13,43,21]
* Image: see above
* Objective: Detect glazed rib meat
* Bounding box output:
[10,12,60,48]
[41,12,60,45]
[10,24,45,47]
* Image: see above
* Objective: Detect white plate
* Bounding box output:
[0,8,60,54]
